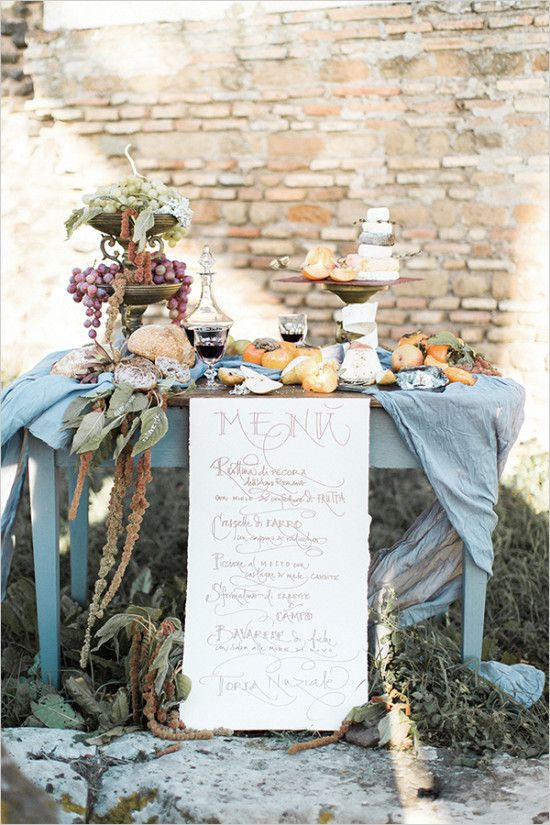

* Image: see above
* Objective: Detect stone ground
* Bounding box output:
[2,729,548,825]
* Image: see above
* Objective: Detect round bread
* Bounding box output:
[51,346,94,378]
[127,324,194,366]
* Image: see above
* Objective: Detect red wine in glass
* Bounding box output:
[280,332,303,344]
[195,341,226,361]
[193,325,230,390]
[185,327,195,346]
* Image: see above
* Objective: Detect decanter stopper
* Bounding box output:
[198,245,215,274]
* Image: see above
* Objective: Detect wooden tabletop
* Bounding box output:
[168,384,383,407]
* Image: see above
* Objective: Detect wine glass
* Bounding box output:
[278,313,307,346]
[193,325,230,390]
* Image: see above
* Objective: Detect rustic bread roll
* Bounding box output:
[127,324,194,366]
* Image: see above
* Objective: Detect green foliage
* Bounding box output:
[31,694,86,730]
[2,461,548,758]
[132,407,168,456]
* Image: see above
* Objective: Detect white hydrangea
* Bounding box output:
[159,197,193,230]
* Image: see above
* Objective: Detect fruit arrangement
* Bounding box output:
[295,209,402,285]
[390,331,501,386]
[67,254,192,339]
[65,152,192,250]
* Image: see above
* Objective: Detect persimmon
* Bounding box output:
[424,354,446,368]
[398,331,428,348]
[329,266,357,283]
[261,348,293,370]
[243,337,280,365]
[242,343,265,365]
[426,344,449,363]
[443,366,476,386]
[303,265,331,281]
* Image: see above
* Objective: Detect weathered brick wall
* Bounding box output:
[2,0,549,444]
[1,0,41,96]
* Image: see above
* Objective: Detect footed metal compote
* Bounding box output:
[90,213,181,337]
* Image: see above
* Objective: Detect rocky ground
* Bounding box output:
[2,729,548,825]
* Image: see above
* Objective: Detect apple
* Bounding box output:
[390,344,424,372]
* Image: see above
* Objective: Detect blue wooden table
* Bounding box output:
[27,394,487,688]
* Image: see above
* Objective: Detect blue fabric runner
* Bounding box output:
[0,348,545,707]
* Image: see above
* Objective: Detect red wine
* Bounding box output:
[185,327,195,346]
[281,332,303,343]
[196,343,225,361]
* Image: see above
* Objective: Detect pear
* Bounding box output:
[230,338,252,357]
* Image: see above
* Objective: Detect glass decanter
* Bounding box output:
[184,245,233,346]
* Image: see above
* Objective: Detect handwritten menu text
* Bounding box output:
[181,397,370,731]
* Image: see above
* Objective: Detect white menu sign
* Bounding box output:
[182,397,370,731]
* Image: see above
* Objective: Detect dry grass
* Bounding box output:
[2,458,548,758]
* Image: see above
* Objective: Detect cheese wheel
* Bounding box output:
[361,220,393,234]
[358,243,393,258]
[355,271,399,282]
[359,257,399,272]
[366,207,390,222]
[358,230,395,246]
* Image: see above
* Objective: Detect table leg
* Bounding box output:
[28,435,60,688]
[67,462,89,607]
[461,548,488,668]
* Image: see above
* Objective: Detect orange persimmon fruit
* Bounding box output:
[425,344,449,363]
[398,331,429,348]
[242,343,265,365]
[261,348,294,370]
[443,366,476,386]
[424,354,447,368]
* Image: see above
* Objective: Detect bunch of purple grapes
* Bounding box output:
[67,255,192,338]
[152,254,192,325]
[67,262,119,339]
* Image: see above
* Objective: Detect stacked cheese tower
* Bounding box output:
[355,207,399,282]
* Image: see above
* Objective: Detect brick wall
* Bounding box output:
[2,0,549,445]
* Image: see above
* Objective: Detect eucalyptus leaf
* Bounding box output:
[377,708,411,749]
[31,695,85,730]
[175,673,192,702]
[157,377,177,393]
[71,411,106,454]
[90,431,115,469]
[106,384,136,419]
[125,604,163,622]
[65,676,104,719]
[113,415,140,461]
[345,702,385,725]
[152,636,173,695]
[130,567,153,600]
[132,206,155,251]
[110,688,130,725]
[132,407,168,456]
[128,393,150,412]
[65,207,103,239]
[92,614,136,650]
[84,725,140,746]
[426,332,462,349]
[63,395,95,426]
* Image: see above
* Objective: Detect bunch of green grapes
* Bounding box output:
[82,176,178,213]
[69,175,193,246]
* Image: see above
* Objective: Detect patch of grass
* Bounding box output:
[2,458,548,757]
